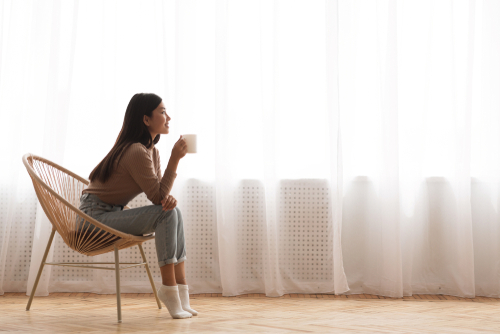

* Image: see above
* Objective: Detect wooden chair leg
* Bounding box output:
[26,229,56,311]
[114,245,122,323]
[138,244,162,309]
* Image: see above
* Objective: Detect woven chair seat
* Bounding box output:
[71,227,122,253]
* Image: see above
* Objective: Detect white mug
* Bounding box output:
[182,134,197,153]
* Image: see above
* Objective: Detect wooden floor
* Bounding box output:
[2,292,500,333]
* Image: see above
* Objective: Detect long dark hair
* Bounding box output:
[89,93,163,183]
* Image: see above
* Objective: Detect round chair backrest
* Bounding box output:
[22,153,122,255]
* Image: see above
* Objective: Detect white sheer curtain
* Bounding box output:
[1,0,499,298]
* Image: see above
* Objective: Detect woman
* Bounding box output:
[78,93,196,319]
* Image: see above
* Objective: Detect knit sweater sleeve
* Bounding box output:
[155,148,162,179]
[121,144,177,205]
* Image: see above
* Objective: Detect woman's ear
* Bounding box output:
[143,115,150,126]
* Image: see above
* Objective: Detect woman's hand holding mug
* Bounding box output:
[171,135,188,160]
[161,194,177,211]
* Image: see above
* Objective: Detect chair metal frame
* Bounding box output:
[22,153,162,323]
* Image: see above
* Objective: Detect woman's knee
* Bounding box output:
[154,205,177,224]
[174,206,183,218]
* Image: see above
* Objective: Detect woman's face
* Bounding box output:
[143,101,170,139]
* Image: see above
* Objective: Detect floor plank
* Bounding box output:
[1,293,499,333]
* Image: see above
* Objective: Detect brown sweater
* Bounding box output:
[82,142,177,206]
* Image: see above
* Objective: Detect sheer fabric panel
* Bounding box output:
[1,0,499,298]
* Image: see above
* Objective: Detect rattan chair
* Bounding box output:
[22,153,162,323]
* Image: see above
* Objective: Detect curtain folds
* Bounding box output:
[1,0,499,299]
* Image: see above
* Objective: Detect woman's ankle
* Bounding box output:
[162,282,177,287]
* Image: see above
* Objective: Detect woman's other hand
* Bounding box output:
[161,195,177,211]
[171,135,188,160]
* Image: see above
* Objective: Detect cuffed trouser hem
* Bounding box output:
[174,256,186,266]
[158,256,187,268]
